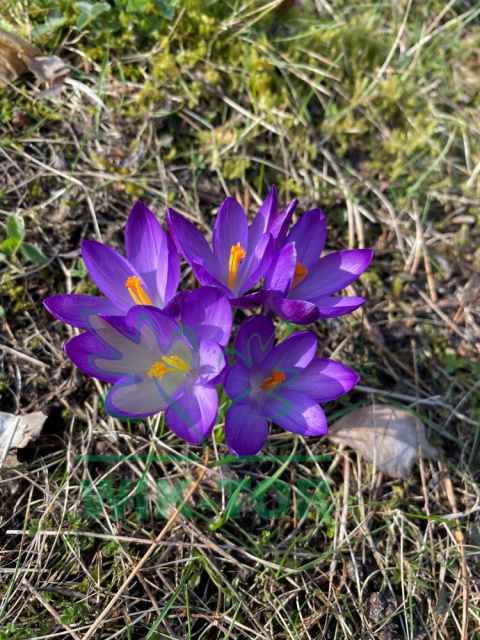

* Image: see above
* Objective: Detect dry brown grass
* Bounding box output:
[1,1,479,638]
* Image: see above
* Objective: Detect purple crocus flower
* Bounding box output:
[64,287,232,444]
[44,201,181,329]
[224,315,359,455]
[263,208,373,324]
[166,186,297,309]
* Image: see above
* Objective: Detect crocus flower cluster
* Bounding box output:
[45,187,372,455]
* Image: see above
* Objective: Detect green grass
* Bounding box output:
[0,0,479,638]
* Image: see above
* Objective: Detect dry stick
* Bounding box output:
[421,235,438,304]
[439,460,469,640]
[411,340,437,590]
[0,344,49,370]
[359,311,432,393]
[9,149,102,241]
[81,448,210,640]
[24,581,83,640]
[417,289,467,341]
[407,198,423,275]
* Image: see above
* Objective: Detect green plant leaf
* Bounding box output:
[20,243,49,264]
[152,0,179,19]
[76,1,95,13]
[125,0,149,12]
[0,237,20,255]
[31,11,67,37]
[71,258,88,278]
[210,476,251,531]
[91,2,111,17]
[76,1,110,28]
[6,214,23,240]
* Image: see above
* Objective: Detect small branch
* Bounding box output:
[0,344,49,370]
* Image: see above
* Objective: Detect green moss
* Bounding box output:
[124,182,145,199]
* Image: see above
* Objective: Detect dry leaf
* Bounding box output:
[328,404,439,478]
[26,55,69,83]
[0,26,68,89]
[0,410,47,494]
[0,410,46,451]
[0,453,24,495]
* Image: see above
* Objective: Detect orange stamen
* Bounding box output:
[126,276,152,305]
[291,262,308,290]
[260,369,286,391]
[228,243,246,290]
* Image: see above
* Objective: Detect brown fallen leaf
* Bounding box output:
[0,26,68,89]
[328,404,439,479]
[0,410,47,494]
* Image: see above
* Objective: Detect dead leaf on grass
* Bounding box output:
[0,410,46,452]
[0,410,47,493]
[328,404,439,479]
[0,26,68,89]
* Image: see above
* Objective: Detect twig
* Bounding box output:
[81,448,210,640]
[417,288,467,341]
[438,461,469,640]
[412,339,437,594]
[355,385,479,427]
[23,581,83,640]
[0,344,49,369]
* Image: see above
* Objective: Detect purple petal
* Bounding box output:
[285,208,326,271]
[163,290,190,321]
[285,357,360,402]
[292,249,373,300]
[105,374,170,419]
[67,310,190,386]
[212,198,248,289]
[44,294,121,329]
[225,402,269,456]
[263,297,320,325]
[260,331,317,376]
[125,202,179,306]
[196,339,227,385]
[160,234,181,304]
[121,305,189,356]
[65,332,122,383]
[262,389,327,436]
[224,362,255,403]
[264,242,296,297]
[81,240,143,311]
[165,385,217,445]
[247,185,277,249]
[166,208,214,272]
[191,261,231,294]
[181,286,232,347]
[269,199,298,250]
[230,290,267,309]
[234,315,275,368]
[238,233,274,295]
[315,296,366,318]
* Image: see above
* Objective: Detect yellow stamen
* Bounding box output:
[148,355,190,380]
[162,355,190,371]
[260,369,286,391]
[228,243,246,290]
[126,275,152,306]
[148,362,169,380]
[291,262,308,290]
